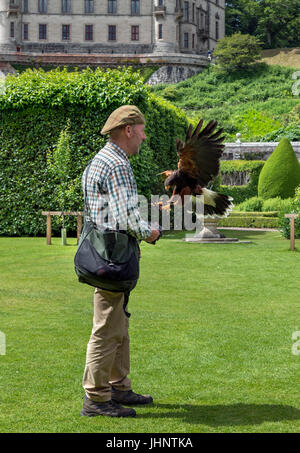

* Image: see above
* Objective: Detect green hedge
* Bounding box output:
[0,67,188,236]
[229,211,278,217]
[219,160,265,204]
[219,216,279,228]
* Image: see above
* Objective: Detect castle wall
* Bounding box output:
[0,1,225,55]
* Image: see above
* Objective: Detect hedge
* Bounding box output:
[219,216,279,228]
[219,160,265,204]
[0,67,188,236]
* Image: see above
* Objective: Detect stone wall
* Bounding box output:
[147,64,204,84]
[224,142,300,161]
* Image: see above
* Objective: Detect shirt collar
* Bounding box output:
[107,141,129,164]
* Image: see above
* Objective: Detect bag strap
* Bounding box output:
[83,159,93,224]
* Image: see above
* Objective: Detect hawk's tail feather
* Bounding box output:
[202,188,234,218]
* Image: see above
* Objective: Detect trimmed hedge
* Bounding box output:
[0,67,188,236]
[229,211,278,217]
[219,160,265,204]
[219,215,279,229]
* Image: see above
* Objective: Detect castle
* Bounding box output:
[0,0,225,55]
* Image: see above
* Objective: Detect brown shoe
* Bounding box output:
[111,387,153,405]
[81,395,136,417]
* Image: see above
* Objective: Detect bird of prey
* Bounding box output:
[158,119,233,217]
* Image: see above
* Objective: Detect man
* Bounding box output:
[81,105,160,418]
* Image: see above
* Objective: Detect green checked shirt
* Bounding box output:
[82,141,151,241]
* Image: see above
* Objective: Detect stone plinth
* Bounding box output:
[183,218,240,243]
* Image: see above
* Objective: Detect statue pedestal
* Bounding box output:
[183,218,239,243]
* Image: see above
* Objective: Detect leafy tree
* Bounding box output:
[225,0,300,49]
[213,33,262,71]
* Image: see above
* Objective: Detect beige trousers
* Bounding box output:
[82,288,131,402]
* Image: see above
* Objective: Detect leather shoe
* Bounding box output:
[111,387,153,405]
[81,395,136,417]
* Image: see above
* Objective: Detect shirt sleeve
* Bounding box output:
[106,164,152,240]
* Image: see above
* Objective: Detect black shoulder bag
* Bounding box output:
[74,161,140,292]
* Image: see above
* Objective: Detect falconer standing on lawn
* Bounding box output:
[81,106,160,418]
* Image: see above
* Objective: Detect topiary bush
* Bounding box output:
[258,138,300,199]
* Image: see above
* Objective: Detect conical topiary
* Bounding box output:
[258,138,300,199]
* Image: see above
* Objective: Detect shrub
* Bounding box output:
[219,160,265,204]
[258,138,300,199]
[219,216,279,228]
[261,126,300,142]
[262,197,293,212]
[235,196,264,212]
[213,33,262,72]
[278,185,300,239]
[230,211,278,217]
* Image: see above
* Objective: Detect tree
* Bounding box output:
[213,33,262,71]
[47,119,73,233]
[225,0,300,49]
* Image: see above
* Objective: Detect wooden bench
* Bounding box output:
[285,213,299,251]
[42,211,83,245]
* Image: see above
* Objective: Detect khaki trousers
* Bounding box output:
[82,288,131,402]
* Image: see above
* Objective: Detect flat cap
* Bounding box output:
[101,105,145,135]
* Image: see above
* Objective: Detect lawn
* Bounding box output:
[0,231,300,433]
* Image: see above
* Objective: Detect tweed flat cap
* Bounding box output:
[101,105,145,135]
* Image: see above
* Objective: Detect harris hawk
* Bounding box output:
[159,119,233,217]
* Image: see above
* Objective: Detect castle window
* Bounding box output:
[62,0,71,13]
[200,12,204,29]
[23,23,29,40]
[108,0,117,14]
[184,32,189,48]
[23,0,28,13]
[184,2,189,22]
[158,23,163,39]
[131,0,140,16]
[38,0,47,14]
[85,0,94,13]
[85,24,93,40]
[216,20,219,40]
[39,24,47,40]
[158,0,163,5]
[131,25,139,41]
[108,25,116,41]
[192,33,195,48]
[62,24,70,40]
[10,22,14,38]
[192,3,195,23]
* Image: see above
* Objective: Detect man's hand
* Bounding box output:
[145,229,161,243]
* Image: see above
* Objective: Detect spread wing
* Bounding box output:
[177,119,225,187]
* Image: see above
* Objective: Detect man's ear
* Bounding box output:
[124,125,132,138]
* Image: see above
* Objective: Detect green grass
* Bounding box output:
[1,232,300,433]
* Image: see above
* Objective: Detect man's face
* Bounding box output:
[129,124,146,155]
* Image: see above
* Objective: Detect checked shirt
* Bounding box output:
[82,142,151,240]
